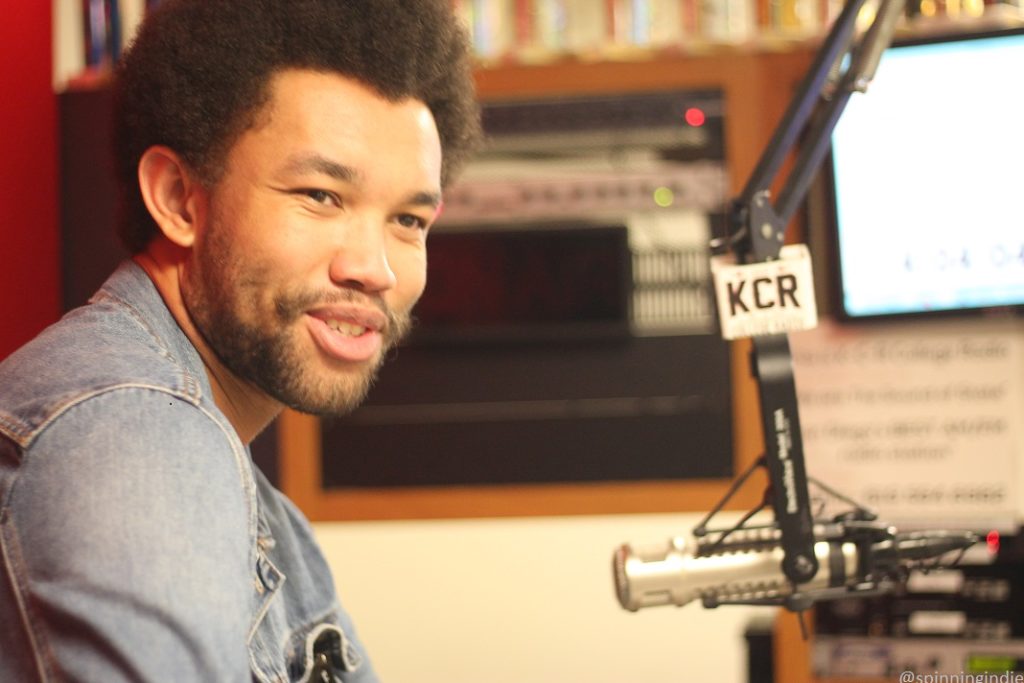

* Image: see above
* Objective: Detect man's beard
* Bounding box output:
[183,248,413,417]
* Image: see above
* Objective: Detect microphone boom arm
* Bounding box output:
[730,0,907,261]
[720,0,907,590]
[611,0,979,621]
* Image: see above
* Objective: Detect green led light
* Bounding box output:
[967,654,1018,673]
[653,186,675,208]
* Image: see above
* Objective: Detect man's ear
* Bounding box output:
[137,146,206,248]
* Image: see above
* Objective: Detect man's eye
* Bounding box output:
[395,214,428,231]
[299,189,338,206]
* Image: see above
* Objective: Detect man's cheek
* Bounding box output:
[397,252,428,307]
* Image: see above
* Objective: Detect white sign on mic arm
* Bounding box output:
[711,244,818,340]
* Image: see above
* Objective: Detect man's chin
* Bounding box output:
[237,315,407,417]
[266,364,380,418]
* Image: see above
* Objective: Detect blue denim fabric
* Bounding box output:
[0,262,379,683]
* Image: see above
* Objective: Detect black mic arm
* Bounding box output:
[730,0,907,262]
[720,0,908,589]
[613,0,981,621]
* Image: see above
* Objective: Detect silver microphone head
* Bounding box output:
[613,535,858,612]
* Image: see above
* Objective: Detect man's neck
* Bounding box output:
[133,243,282,444]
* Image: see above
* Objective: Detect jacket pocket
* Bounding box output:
[291,620,364,683]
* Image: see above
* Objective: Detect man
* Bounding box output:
[0,1,480,681]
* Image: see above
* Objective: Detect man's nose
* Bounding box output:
[327,218,397,293]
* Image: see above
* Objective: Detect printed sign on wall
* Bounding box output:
[790,318,1024,529]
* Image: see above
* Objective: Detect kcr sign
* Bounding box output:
[711,244,818,340]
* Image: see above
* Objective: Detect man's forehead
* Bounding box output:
[265,68,432,117]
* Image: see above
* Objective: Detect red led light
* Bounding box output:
[986,530,1000,554]
[684,107,706,127]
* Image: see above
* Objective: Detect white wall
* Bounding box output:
[315,512,770,683]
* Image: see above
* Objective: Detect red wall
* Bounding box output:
[0,3,61,359]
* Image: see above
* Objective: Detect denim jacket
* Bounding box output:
[0,262,379,683]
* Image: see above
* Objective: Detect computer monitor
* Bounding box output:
[828,27,1024,320]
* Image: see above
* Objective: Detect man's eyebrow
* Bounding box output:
[404,190,443,210]
[280,153,359,182]
[279,154,440,208]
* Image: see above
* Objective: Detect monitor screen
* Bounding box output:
[829,28,1024,320]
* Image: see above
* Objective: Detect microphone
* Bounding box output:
[613,526,977,612]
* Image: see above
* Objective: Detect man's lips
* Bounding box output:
[305,305,388,363]
[307,304,388,333]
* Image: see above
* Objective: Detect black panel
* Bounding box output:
[414,224,632,343]
[321,334,732,488]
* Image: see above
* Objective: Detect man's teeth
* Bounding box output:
[325,319,367,337]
